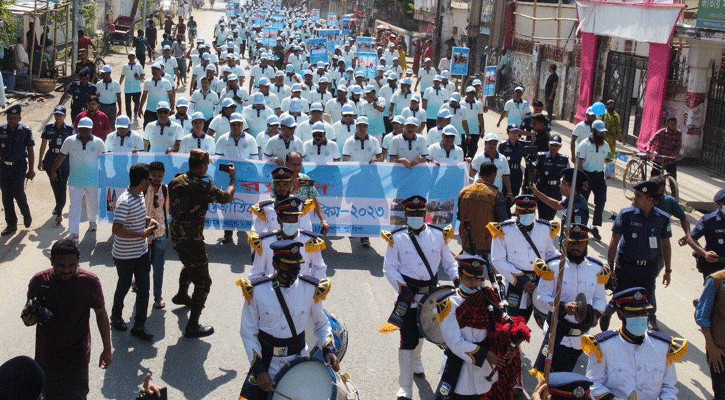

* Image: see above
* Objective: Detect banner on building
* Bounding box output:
[483,66,497,97]
[318,29,341,52]
[451,47,470,76]
[99,154,467,237]
[309,38,329,64]
[356,52,378,79]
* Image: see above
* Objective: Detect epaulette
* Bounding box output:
[251,200,274,221]
[304,235,326,253]
[299,276,331,303]
[534,258,554,281]
[501,220,515,226]
[235,276,273,304]
[427,224,454,243]
[260,231,278,240]
[436,297,452,323]
[581,330,618,364]
[381,226,406,247]
[301,198,317,215]
[248,232,263,255]
[594,261,610,285]
[549,220,561,239]
[649,331,689,365]
[486,222,505,240]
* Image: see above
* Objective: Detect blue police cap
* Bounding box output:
[270,240,305,264]
[53,105,66,115]
[633,181,659,195]
[715,188,725,203]
[547,372,592,400]
[612,287,654,312]
[7,104,21,115]
[78,67,90,77]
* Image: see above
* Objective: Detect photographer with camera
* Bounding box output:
[22,238,112,400]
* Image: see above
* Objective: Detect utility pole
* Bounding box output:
[467,0,483,76]
[142,0,147,30]
[71,0,78,68]
[433,0,443,63]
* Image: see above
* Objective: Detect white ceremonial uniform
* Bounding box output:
[428,143,464,164]
[249,230,327,279]
[216,131,259,160]
[304,140,341,164]
[332,121,356,144]
[104,131,144,153]
[389,134,428,161]
[251,200,314,234]
[178,133,216,154]
[242,105,275,138]
[438,290,498,395]
[584,331,682,400]
[240,277,333,379]
[143,120,184,152]
[343,135,382,162]
[537,256,607,349]
[264,134,305,161]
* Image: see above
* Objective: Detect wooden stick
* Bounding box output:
[542,166,580,382]
[271,388,294,400]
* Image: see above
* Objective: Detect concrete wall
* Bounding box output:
[513,2,577,51]
[509,50,537,100]
[441,5,469,45]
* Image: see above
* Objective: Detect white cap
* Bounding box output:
[449,92,461,103]
[514,86,524,93]
[230,113,246,124]
[311,122,326,133]
[411,94,421,102]
[267,115,281,125]
[291,83,302,92]
[341,104,355,115]
[280,114,297,128]
[227,74,238,81]
[442,125,458,137]
[319,76,329,84]
[205,64,217,71]
[176,98,189,107]
[433,74,442,82]
[156,101,171,111]
[484,132,499,142]
[472,79,482,86]
[356,116,369,126]
[251,93,265,105]
[465,86,476,93]
[77,117,93,129]
[115,115,130,128]
[388,73,398,81]
[352,86,363,95]
[191,112,205,121]
[258,77,270,86]
[364,85,375,93]
[437,109,452,119]
[220,98,236,108]
[101,65,112,74]
[289,98,303,113]
[392,115,406,125]
[402,77,412,86]
[337,85,347,92]
[405,117,419,126]
[441,70,450,79]
[310,102,324,112]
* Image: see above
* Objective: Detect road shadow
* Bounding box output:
[209,232,250,275]
[100,330,159,400]
[26,216,67,255]
[0,230,28,264]
[161,337,237,399]
[655,320,713,399]
[323,237,385,278]
[414,373,435,399]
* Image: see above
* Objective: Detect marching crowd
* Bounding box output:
[1,1,724,399]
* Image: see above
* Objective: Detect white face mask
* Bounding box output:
[281,222,299,236]
[518,213,536,226]
[407,216,425,230]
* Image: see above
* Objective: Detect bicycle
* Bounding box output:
[620,152,679,201]
[491,81,522,113]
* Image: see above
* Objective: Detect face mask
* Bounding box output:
[277,268,300,286]
[407,216,425,230]
[518,213,536,226]
[282,222,299,236]
[460,284,479,295]
[625,316,648,336]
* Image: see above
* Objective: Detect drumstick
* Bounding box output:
[271,388,294,400]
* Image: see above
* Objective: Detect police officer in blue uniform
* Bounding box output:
[688,188,725,282]
[607,180,672,331]
[0,105,35,235]
[534,134,569,221]
[38,105,74,225]
[58,67,97,122]
[532,168,590,246]
[498,123,526,197]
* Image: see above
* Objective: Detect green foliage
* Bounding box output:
[0,0,20,47]
[82,2,96,34]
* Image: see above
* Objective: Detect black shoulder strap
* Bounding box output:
[517,224,542,260]
[273,284,297,337]
[409,231,435,281]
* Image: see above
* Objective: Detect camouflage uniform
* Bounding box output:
[168,172,231,310]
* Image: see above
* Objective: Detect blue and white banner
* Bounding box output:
[451,47,470,76]
[309,38,329,64]
[341,16,352,36]
[99,154,467,237]
[317,29,341,53]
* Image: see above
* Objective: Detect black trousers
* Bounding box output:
[533,327,583,373]
[537,186,561,221]
[0,163,31,226]
[582,171,606,226]
[99,103,117,130]
[464,135,479,159]
[400,305,423,350]
[112,253,151,327]
[426,118,436,132]
[508,168,523,197]
[125,93,141,117]
[616,256,658,316]
[505,281,534,322]
[44,164,68,215]
[546,98,554,118]
[710,350,725,400]
[143,110,158,128]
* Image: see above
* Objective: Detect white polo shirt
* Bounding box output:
[216,131,259,160]
[577,137,608,172]
[388,134,429,161]
[390,91,413,117]
[105,131,144,153]
[400,107,426,124]
[251,65,277,87]
[255,130,277,158]
[242,105,275,137]
[332,121,356,145]
[423,86,448,120]
[262,92,281,111]
[471,151,511,191]
[343,135,382,162]
[428,142,464,164]
[503,99,531,127]
[572,121,592,148]
[121,62,144,94]
[96,79,122,105]
[208,114,232,138]
[189,89,220,121]
[417,67,437,92]
[264,134,305,160]
[378,85,396,116]
[359,98,387,139]
[295,119,334,143]
[325,98,354,122]
[220,86,250,110]
[60,134,105,188]
[303,140,341,164]
[170,114,192,135]
[306,88,333,106]
[156,55,179,80]
[271,83,291,100]
[280,96,310,113]
[179,133,216,154]
[143,77,173,112]
[143,120,184,152]
[462,99,484,135]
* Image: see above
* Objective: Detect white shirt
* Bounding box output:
[264,133,305,160]
[178,132,216,154]
[325,98,354,122]
[105,131,144,153]
[280,96,310,113]
[577,137,608,172]
[428,142,464,163]
[255,130,277,158]
[471,150,510,191]
[156,55,179,80]
[60,134,105,187]
[358,98,387,139]
[389,133,428,161]
[295,119,333,143]
[170,114,192,135]
[400,107,426,125]
[220,86,250,110]
[461,99,484,135]
[423,86,448,120]
[490,219,559,285]
[271,83,291,100]
[262,92,281,111]
[95,79,121,104]
[249,231,327,279]
[303,139,340,163]
[306,88,333,106]
[378,85,396,116]
[250,64,277,87]
[121,63,145,94]
[440,104,466,144]
[242,105,275,138]
[142,77,173,112]
[208,114,233,138]
[342,135,382,162]
[143,120,184,152]
[215,131,259,159]
[572,120,593,148]
[332,121,356,144]
[416,67,437,92]
[189,89,220,120]
[504,99,531,127]
[390,91,413,117]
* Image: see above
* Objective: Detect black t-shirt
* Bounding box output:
[544,72,559,97]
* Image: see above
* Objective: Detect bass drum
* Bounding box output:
[269,357,360,400]
[532,285,548,330]
[306,309,349,361]
[416,285,456,345]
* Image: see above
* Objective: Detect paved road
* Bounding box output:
[0,4,716,399]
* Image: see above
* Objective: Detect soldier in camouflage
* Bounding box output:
[168,149,236,338]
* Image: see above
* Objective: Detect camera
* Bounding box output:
[21,297,53,326]
[218,163,233,172]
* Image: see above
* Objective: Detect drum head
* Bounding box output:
[417,285,455,345]
[271,357,335,400]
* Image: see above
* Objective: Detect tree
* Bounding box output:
[0,0,20,48]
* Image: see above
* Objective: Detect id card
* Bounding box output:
[649,236,658,249]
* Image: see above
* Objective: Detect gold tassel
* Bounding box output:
[437,298,452,323]
[378,322,400,333]
[667,339,689,365]
[314,278,331,303]
[581,335,603,364]
[381,230,394,247]
[486,222,504,239]
[529,368,545,382]
[534,259,555,281]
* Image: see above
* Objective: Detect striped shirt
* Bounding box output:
[112,189,149,259]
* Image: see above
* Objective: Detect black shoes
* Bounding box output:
[111,318,128,332]
[172,293,193,307]
[591,227,601,241]
[130,326,154,341]
[1,225,17,236]
[23,216,31,228]
[184,323,214,338]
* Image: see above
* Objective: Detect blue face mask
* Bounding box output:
[518,213,536,226]
[460,285,479,295]
[625,316,648,336]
